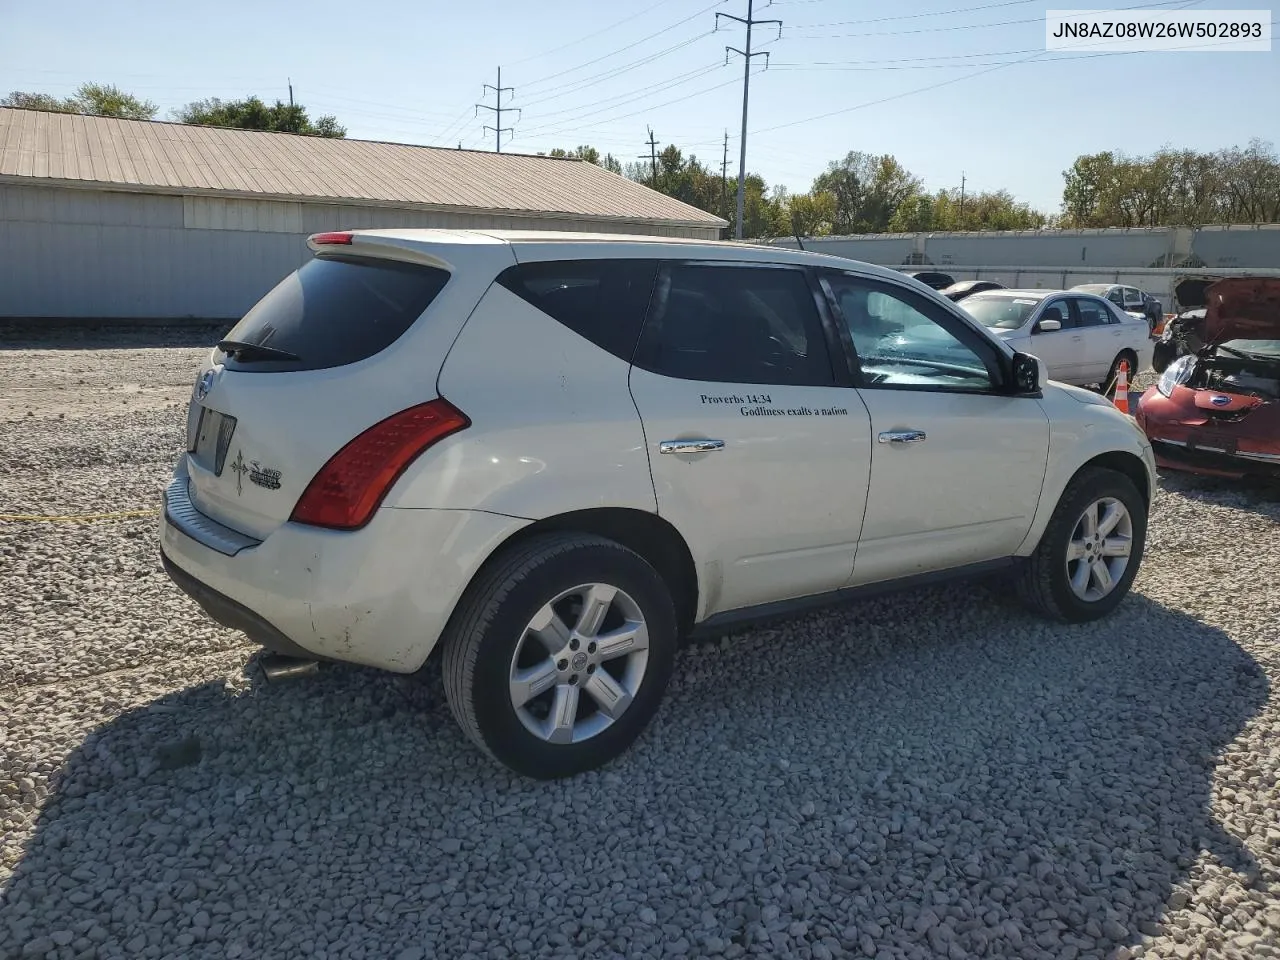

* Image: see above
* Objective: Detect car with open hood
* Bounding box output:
[1151,275,1220,373]
[1136,277,1280,480]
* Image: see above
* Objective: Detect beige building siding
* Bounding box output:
[0,182,719,321]
[0,108,724,320]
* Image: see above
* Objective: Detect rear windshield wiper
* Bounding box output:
[217,339,301,363]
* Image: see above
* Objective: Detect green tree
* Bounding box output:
[812,151,921,234]
[546,145,623,174]
[73,83,157,120]
[782,190,836,238]
[174,96,345,137]
[1,91,72,113]
[2,82,156,120]
[1060,142,1280,228]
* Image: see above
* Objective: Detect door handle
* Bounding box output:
[659,439,725,454]
[877,430,926,444]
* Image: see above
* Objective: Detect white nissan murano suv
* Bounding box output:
[161,229,1157,779]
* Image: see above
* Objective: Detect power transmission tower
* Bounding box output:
[959,172,967,223]
[638,127,659,187]
[721,130,730,223]
[717,0,781,240]
[476,67,519,153]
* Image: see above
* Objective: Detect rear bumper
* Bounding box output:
[161,551,323,661]
[159,471,530,672]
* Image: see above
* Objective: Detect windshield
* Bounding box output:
[1217,339,1280,359]
[959,296,1039,330]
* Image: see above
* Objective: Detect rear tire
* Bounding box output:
[440,533,678,779]
[1016,467,1147,623]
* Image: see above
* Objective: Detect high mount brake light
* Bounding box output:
[290,399,470,530]
[312,232,353,245]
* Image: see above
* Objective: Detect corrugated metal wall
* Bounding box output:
[778,224,1280,270]
[0,183,721,321]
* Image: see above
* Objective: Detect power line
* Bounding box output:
[476,67,519,153]
[520,63,724,130]
[750,0,1208,137]
[721,130,730,223]
[788,0,1199,38]
[787,0,1037,27]
[770,0,1033,14]
[717,0,781,240]
[516,34,715,109]
[505,0,686,66]
[640,127,660,186]
[520,1,728,90]
[518,69,759,144]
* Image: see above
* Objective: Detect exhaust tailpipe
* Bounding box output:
[260,654,320,681]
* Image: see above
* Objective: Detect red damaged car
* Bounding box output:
[1135,277,1280,480]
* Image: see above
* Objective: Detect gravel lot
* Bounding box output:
[3,330,1280,960]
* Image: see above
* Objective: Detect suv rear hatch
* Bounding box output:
[183,231,512,540]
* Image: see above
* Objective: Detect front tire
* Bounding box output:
[440,533,678,779]
[1016,467,1147,623]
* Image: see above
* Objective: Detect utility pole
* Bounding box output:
[288,79,294,109]
[721,130,730,222]
[959,172,966,224]
[476,67,519,153]
[638,127,659,188]
[717,0,781,240]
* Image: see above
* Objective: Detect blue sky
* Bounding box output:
[3,0,1276,213]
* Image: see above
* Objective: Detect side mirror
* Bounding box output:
[1012,352,1041,394]
[1036,318,1062,332]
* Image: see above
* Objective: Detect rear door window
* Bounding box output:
[1075,298,1111,327]
[633,264,835,386]
[496,259,658,362]
[220,255,450,373]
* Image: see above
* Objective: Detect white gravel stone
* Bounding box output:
[4,329,1280,958]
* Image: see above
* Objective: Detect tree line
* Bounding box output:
[5,82,1278,237]
[2,83,345,138]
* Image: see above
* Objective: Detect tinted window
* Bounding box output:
[497,259,658,362]
[1075,298,1110,327]
[635,265,833,386]
[825,273,996,392]
[1039,299,1075,329]
[220,255,449,373]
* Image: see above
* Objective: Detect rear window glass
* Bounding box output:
[219,255,450,372]
[496,259,658,362]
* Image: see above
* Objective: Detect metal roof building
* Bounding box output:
[0,108,726,321]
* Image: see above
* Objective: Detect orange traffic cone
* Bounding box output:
[1113,360,1130,415]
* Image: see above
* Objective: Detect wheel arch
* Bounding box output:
[1079,450,1151,505]
[462,507,700,638]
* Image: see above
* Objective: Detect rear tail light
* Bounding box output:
[312,231,353,245]
[290,399,470,530]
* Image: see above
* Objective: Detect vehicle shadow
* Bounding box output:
[0,590,1267,959]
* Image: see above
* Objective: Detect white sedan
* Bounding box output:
[959,289,1154,388]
